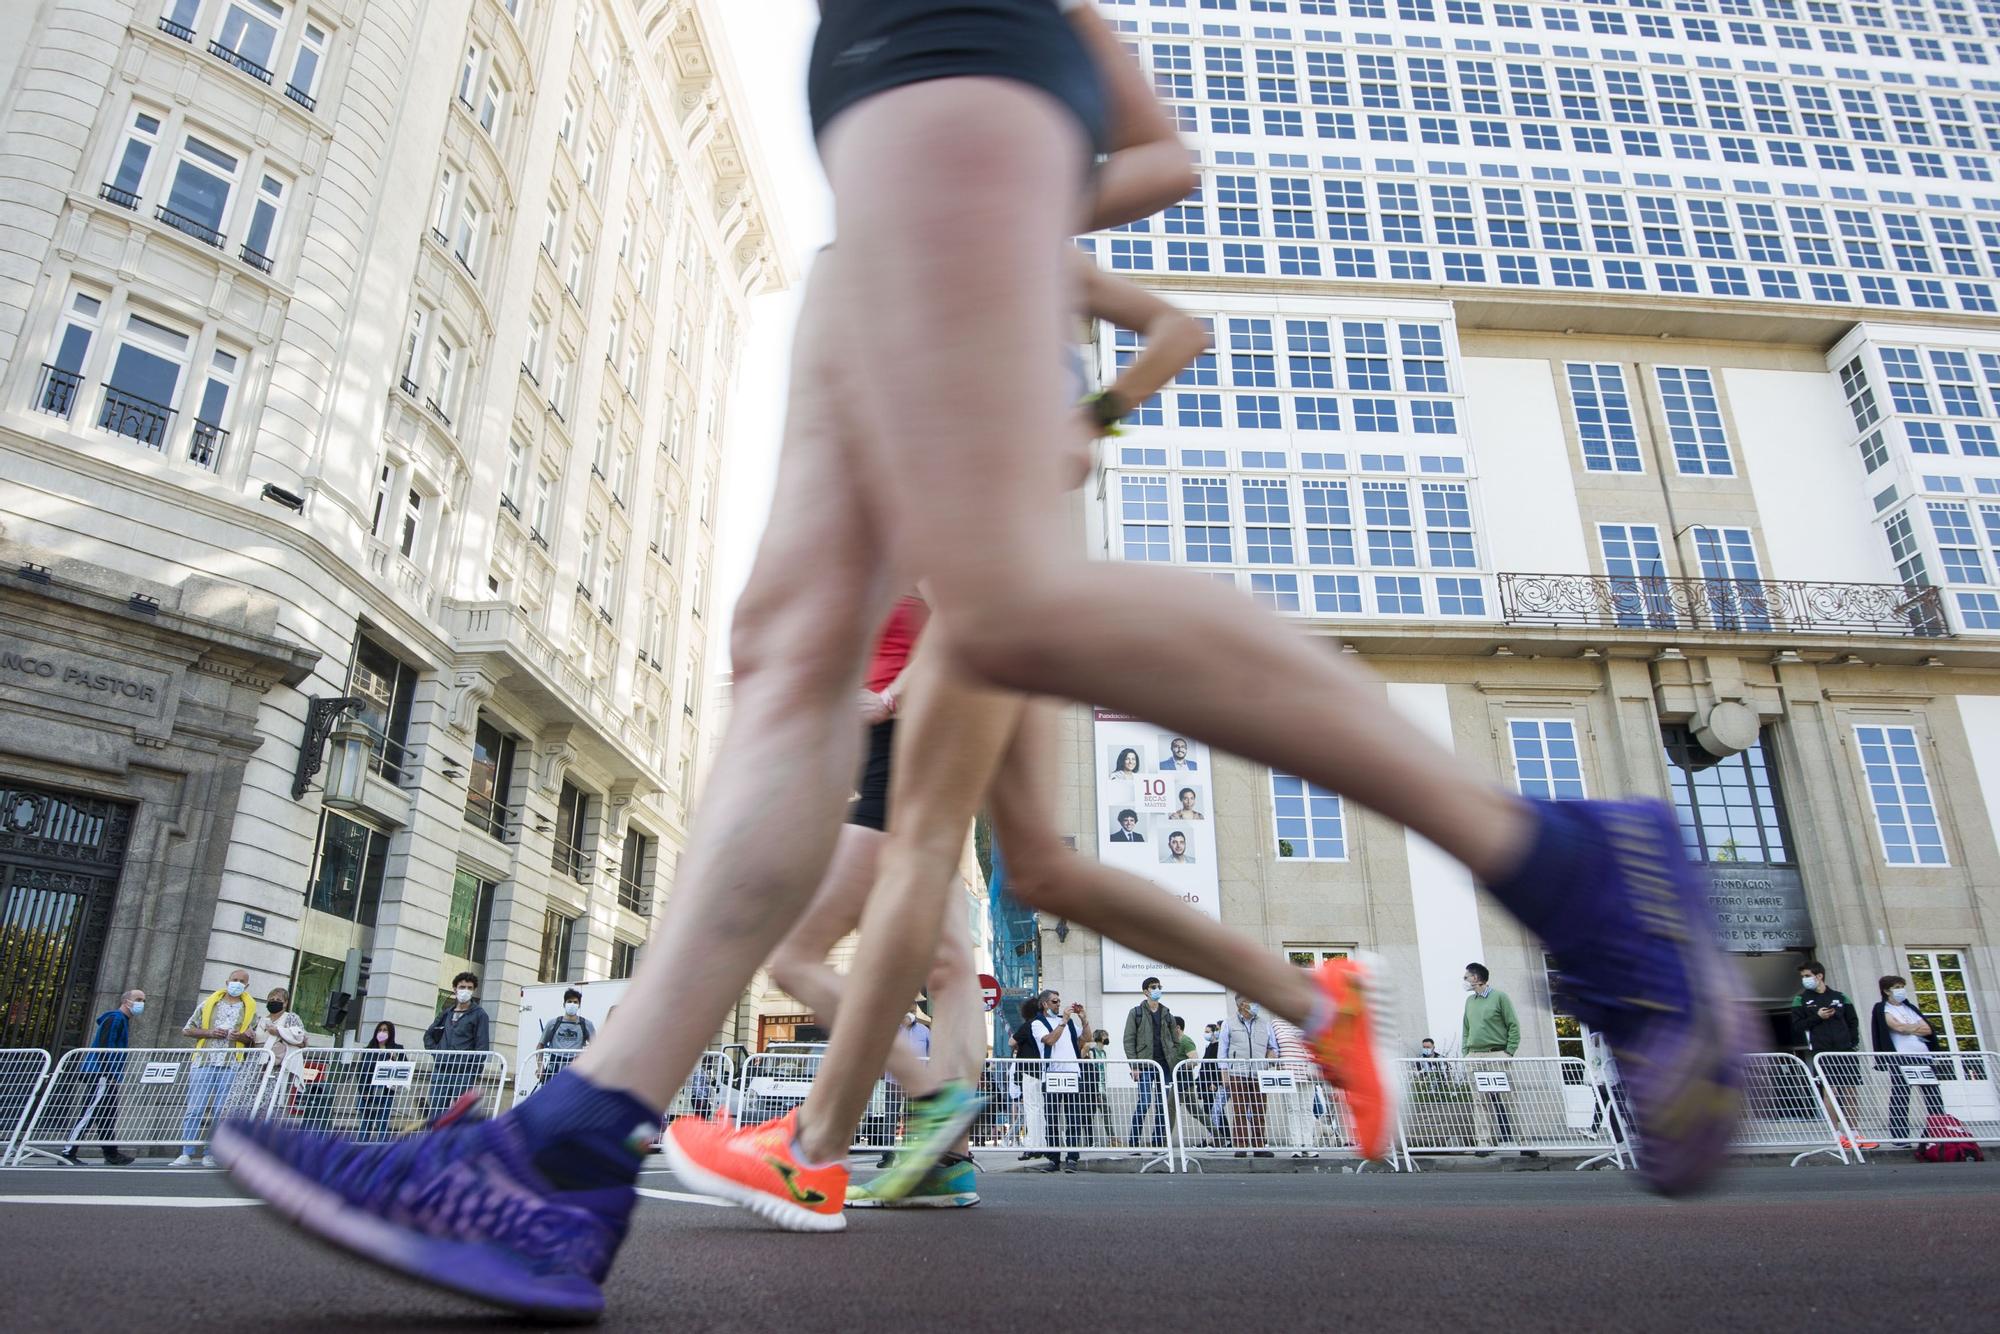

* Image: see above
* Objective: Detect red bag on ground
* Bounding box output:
[1914,1113,1985,1163]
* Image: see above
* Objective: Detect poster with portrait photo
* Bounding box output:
[1093,710,1222,994]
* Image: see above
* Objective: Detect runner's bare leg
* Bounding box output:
[768,823,949,1090]
[827,84,1533,887]
[571,257,900,1108]
[794,644,1021,1159]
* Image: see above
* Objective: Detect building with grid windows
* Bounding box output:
[1035,0,2000,1066]
[0,0,785,1058]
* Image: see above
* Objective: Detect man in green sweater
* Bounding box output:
[1461,962,1525,1153]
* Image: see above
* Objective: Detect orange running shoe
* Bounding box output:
[1306,953,1402,1161]
[663,1109,847,1232]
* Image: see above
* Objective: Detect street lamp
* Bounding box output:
[291,694,365,799]
[321,715,375,811]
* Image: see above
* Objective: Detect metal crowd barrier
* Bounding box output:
[14,1046,273,1163]
[1170,1057,1374,1169]
[0,1048,54,1165]
[974,1057,1176,1171]
[1398,1056,1611,1169]
[257,1048,509,1139]
[1813,1051,2000,1158]
[1728,1052,1853,1165]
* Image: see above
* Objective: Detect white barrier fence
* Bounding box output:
[1813,1051,2000,1157]
[258,1048,510,1139]
[13,1047,273,1163]
[1729,1052,1853,1165]
[1398,1056,1615,1170]
[975,1057,1176,1171]
[0,1049,53,1164]
[1170,1057,1371,1169]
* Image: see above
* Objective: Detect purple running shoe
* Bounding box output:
[213,1111,634,1322]
[1536,799,1755,1196]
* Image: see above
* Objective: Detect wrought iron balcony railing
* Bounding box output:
[155,204,224,248]
[98,385,175,450]
[208,39,274,86]
[35,364,81,420]
[98,182,140,211]
[187,418,228,470]
[1497,572,1948,638]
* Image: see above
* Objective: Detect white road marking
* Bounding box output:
[0,1194,262,1208]
[636,1186,734,1208]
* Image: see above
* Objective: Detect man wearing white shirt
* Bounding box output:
[1222,994,1280,1155]
[1872,973,1947,1142]
[1031,990,1087,1172]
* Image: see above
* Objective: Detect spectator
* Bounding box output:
[1080,1028,1116,1147]
[1010,997,1042,1155]
[1222,994,1279,1156]
[357,1021,405,1142]
[537,988,597,1086]
[1793,961,1871,1149]
[174,968,257,1166]
[1122,977,1179,1150]
[256,986,313,1118]
[1174,1016,1198,1067]
[1031,989,1087,1172]
[1186,1022,1225,1143]
[425,971,493,1122]
[60,988,143,1165]
[1418,1037,1441,1059]
[1460,963,1527,1156]
[1872,973,1945,1145]
[1270,1017,1322,1158]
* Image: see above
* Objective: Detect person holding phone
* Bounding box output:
[1031,990,1087,1172]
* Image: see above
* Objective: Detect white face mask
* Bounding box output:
[456,988,475,1004]
[225,980,246,998]
[129,1001,145,1016]
[1889,987,1909,1003]
[564,1003,581,1017]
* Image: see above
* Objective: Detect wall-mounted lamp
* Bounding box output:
[292,695,364,799]
[320,714,374,812]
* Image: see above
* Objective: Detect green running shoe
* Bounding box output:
[847,1153,979,1209]
[866,1081,985,1201]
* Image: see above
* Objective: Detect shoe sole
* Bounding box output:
[846,1192,979,1209]
[866,1090,988,1201]
[660,1127,846,1233]
[213,1123,605,1322]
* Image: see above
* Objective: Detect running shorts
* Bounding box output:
[846,719,897,831]
[808,0,1109,156]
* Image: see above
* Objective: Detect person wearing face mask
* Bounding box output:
[537,989,598,1090]
[1460,963,1527,1157]
[256,987,310,1076]
[1871,974,1948,1144]
[1792,962,1870,1149]
[357,1021,405,1142]
[1122,977,1180,1151]
[1030,989,1087,1171]
[425,972,493,1122]
[175,969,257,1166]
[1222,994,1280,1156]
[58,988,144,1166]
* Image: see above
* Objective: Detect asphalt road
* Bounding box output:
[1,1157,1994,1333]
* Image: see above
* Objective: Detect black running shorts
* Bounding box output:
[846,719,897,831]
[808,0,1109,156]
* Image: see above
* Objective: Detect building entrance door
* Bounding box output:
[0,784,133,1050]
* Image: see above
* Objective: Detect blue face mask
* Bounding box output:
[1146,988,1162,1002]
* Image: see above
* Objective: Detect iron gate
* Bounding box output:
[0,784,132,1051]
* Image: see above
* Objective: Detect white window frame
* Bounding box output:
[1269,770,1347,860]
[1655,365,1735,476]
[1507,718,1588,801]
[1903,948,1986,1063]
[1854,724,1949,866]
